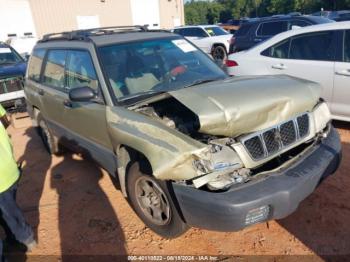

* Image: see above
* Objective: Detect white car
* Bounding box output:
[226,21,350,122]
[173,25,232,60]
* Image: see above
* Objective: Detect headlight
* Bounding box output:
[313,102,331,133]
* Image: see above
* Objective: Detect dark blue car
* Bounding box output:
[0,42,27,109]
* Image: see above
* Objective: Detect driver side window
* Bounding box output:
[66,50,99,91]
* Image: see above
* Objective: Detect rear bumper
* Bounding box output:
[172,126,341,232]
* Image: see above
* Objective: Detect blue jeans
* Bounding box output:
[0,183,34,258]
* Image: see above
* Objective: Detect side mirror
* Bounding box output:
[25,54,30,61]
[69,86,96,102]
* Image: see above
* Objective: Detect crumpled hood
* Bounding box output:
[169,75,321,137]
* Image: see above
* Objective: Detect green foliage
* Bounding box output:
[184,0,350,25]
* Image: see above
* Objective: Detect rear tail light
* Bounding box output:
[226,60,238,67]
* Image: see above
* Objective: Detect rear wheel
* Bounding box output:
[37,113,62,155]
[212,45,227,61]
[127,162,188,238]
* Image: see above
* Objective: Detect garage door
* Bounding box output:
[130,0,160,29]
[0,0,36,41]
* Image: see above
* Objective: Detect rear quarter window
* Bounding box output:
[28,49,46,82]
[235,24,253,36]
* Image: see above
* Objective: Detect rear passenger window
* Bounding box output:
[42,50,67,89]
[289,31,336,61]
[262,39,290,58]
[344,30,350,62]
[235,24,253,36]
[66,51,98,91]
[257,21,288,36]
[28,49,45,82]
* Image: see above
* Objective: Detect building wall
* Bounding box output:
[0,0,184,40]
[28,0,133,37]
[159,0,184,29]
[0,0,36,40]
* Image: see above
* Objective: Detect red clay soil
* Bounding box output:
[6,119,350,260]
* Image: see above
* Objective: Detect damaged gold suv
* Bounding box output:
[25,26,341,238]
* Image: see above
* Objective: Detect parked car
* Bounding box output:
[218,19,241,34]
[312,10,350,22]
[173,25,232,60]
[25,26,340,238]
[226,21,350,122]
[229,14,333,53]
[0,42,27,110]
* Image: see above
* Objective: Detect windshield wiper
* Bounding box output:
[119,90,166,104]
[184,77,222,89]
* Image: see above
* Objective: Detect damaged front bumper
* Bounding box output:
[172,126,341,232]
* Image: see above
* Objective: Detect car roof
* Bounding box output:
[241,15,331,25]
[174,25,219,29]
[246,21,350,52]
[36,26,178,47]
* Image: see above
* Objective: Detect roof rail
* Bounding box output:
[39,25,149,42]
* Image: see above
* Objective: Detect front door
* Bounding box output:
[332,30,350,120]
[62,50,116,174]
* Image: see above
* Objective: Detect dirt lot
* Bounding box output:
[6,117,350,260]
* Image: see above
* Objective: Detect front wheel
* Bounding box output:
[127,162,188,238]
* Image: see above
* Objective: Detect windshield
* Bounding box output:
[205,26,229,36]
[99,37,227,104]
[0,46,23,65]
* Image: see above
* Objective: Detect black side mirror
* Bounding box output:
[69,86,96,102]
[25,54,30,61]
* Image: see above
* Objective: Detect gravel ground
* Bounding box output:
[6,118,350,261]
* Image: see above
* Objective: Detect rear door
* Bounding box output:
[263,31,337,103]
[39,49,68,137]
[182,28,211,53]
[332,30,350,119]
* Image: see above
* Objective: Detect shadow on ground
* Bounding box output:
[278,121,350,257]
[16,127,127,260]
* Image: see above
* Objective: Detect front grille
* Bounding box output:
[0,77,24,95]
[241,113,310,161]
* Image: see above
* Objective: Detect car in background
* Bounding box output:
[226,21,350,122]
[218,19,241,34]
[0,42,26,110]
[229,14,333,53]
[173,25,232,61]
[312,10,350,22]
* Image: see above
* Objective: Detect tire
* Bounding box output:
[212,45,227,61]
[37,113,62,155]
[127,162,188,238]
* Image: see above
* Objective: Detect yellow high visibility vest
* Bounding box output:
[0,105,19,193]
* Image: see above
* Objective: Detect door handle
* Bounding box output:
[272,63,287,70]
[254,38,262,42]
[63,100,73,108]
[335,69,350,77]
[37,89,44,96]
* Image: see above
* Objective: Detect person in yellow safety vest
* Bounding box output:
[0,104,36,257]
